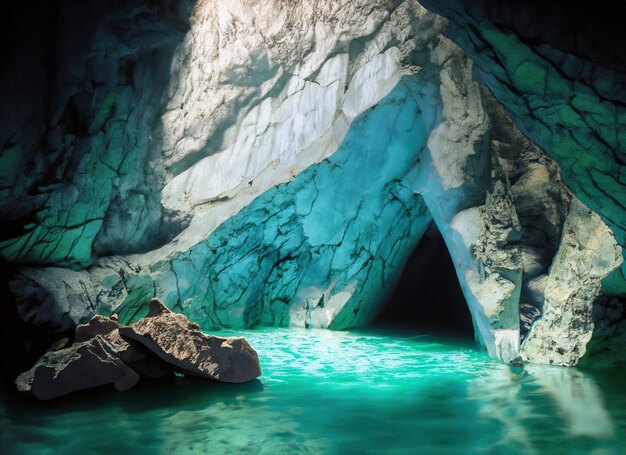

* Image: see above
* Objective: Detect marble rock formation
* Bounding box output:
[15,302,261,399]
[2,0,626,368]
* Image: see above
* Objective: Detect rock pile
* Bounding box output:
[15,299,262,400]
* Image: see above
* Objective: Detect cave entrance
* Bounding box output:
[372,222,474,339]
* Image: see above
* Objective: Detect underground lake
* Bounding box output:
[2,328,626,454]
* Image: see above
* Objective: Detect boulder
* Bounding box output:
[15,314,171,400]
[15,336,140,400]
[15,303,262,399]
[76,315,173,379]
[74,315,119,342]
[120,299,262,383]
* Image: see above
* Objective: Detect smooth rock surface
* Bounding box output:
[119,299,262,383]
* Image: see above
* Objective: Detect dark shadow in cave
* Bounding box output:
[372,223,475,339]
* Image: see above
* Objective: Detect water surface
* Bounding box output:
[1,328,625,454]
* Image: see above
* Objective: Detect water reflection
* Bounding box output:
[468,359,619,454]
[528,365,614,438]
[468,364,536,453]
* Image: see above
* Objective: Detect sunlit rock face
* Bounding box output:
[81,78,438,331]
[1,0,625,368]
[9,1,447,333]
[1,1,448,352]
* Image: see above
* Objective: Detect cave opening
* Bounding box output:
[372,222,475,339]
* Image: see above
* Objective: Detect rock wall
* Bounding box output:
[7,0,447,333]
[0,0,196,267]
[418,0,626,365]
[1,0,625,369]
[521,199,622,365]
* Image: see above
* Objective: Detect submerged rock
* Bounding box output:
[119,299,262,383]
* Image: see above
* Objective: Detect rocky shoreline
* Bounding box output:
[15,299,262,400]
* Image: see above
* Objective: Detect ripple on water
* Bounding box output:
[1,328,625,455]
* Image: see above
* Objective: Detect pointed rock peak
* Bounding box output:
[148,298,172,317]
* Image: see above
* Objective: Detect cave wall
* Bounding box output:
[0,0,195,268]
[419,0,626,247]
[417,0,626,364]
[1,0,625,367]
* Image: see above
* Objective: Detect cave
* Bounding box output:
[373,223,474,339]
[2,0,626,452]
[2,0,622,369]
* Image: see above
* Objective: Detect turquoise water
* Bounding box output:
[1,328,625,454]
